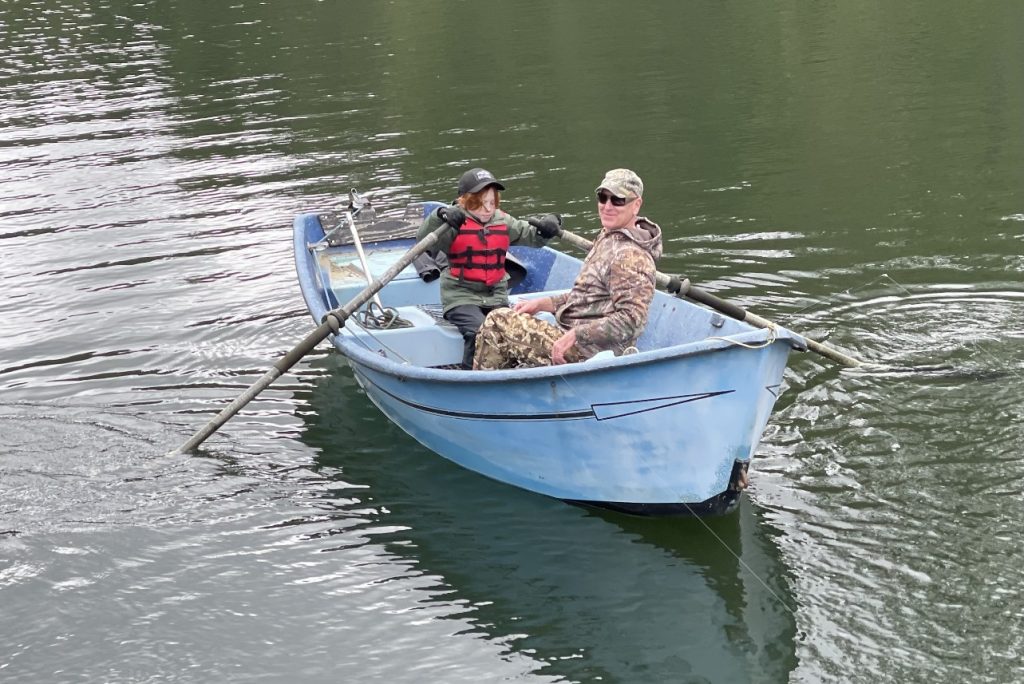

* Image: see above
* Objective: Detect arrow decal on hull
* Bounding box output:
[591,390,735,420]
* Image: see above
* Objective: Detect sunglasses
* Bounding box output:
[596,190,634,207]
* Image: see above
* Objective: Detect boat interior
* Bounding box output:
[302,205,756,369]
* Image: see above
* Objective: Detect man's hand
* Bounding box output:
[551,328,577,365]
[513,297,555,315]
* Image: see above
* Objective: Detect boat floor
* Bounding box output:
[344,296,569,370]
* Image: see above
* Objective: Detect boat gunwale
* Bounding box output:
[334,324,801,384]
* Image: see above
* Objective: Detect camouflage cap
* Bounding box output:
[596,168,643,199]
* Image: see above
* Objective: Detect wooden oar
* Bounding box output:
[173,225,450,454]
[555,227,865,368]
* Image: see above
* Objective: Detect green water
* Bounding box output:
[2,1,1022,682]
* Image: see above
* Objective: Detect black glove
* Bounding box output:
[527,213,562,239]
[436,205,467,229]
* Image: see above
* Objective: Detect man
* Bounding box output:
[473,168,663,370]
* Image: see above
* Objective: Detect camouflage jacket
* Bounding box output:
[416,206,551,313]
[550,218,662,358]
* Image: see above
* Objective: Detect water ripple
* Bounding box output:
[753,282,1024,683]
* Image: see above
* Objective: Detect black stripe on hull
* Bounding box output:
[356,370,734,422]
[566,490,742,517]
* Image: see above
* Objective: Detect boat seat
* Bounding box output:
[341,303,463,367]
[416,304,458,329]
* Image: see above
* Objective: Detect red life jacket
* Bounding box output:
[448,216,510,288]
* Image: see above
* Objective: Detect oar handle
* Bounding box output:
[174,225,448,454]
[555,228,864,368]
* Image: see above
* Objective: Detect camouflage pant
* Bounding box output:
[472,308,582,370]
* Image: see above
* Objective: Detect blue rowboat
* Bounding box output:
[293,201,806,515]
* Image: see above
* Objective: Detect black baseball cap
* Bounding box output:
[457,167,506,196]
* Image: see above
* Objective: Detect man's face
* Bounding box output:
[597,189,642,230]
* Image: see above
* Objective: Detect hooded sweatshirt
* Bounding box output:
[549,217,663,358]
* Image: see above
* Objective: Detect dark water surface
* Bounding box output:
[2,1,1022,682]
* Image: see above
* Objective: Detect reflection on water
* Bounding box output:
[299,356,798,683]
[0,402,557,683]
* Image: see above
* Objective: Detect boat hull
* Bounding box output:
[348,342,788,508]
